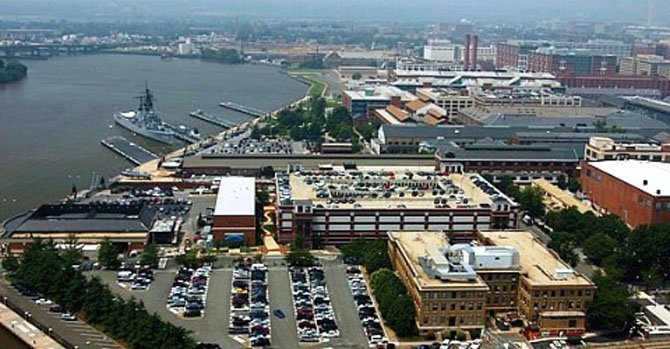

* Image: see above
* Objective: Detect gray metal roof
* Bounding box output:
[380,124,555,140]
[6,204,156,234]
[434,141,581,161]
[483,112,669,129]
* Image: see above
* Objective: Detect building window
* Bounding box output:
[569,319,577,328]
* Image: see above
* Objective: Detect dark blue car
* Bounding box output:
[273,309,285,319]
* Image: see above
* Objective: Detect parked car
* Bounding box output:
[61,313,76,321]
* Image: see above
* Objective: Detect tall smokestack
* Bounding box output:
[471,35,479,71]
[464,34,471,71]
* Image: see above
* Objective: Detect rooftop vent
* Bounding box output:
[643,179,648,186]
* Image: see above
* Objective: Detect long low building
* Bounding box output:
[275,167,519,245]
[2,203,160,253]
[181,153,436,177]
[388,230,595,337]
[431,140,582,180]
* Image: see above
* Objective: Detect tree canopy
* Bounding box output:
[369,268,418,337]
[587,272,635,331]
[0,59,28,83]
[8,238,195,349]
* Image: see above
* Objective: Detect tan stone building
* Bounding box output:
[387,230,595,337]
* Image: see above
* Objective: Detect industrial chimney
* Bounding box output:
[464,34,471,71]
[471,34,479,71]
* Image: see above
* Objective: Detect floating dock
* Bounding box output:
[101,136,159,165]
[219,101,267,118]
[189,109,236,128]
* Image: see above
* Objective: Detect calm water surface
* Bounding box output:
[0,55,306,220]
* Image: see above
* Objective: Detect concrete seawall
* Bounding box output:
[0,303,64,349]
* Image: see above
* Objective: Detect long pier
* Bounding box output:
[189,109,236,128]
[101,136,159,165]
[219,101,267,118]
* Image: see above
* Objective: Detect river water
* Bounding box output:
[0,55,307,220]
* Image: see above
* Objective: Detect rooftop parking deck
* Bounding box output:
[280,168,502,210]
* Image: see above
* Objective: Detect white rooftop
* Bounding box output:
[589,160,670,197]
[214,177,256,216]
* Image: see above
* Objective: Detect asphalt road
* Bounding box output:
[96,269,242,348]
[0,279,122,349]
[321,260,369,349]
[267,262,301,349]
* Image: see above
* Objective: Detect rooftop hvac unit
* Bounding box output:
[554,268,575,280]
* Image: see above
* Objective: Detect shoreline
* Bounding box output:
[129,83,312,179]
[0,302,64,349]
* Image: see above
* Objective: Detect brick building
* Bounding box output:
[557,74,670,98]
[275,168,519,246]
[581,160,670,228]
[387,230,595,336]
[212,177,256,245]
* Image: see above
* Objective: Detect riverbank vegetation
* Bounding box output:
[0,59,28,83]
[7,239,195,349]
[200,47,243,64]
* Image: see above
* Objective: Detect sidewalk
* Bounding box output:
[0,302,64,349]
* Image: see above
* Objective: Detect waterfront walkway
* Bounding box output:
[0,280,123,349]
[0,303,64,349]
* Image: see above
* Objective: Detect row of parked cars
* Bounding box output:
[289,265,340,343]
[345,265,389,347]
[167,266,211,318]
[228,263,271,347]
[116,265,154,291]
[12,283,76,321]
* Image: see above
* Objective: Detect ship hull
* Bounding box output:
[114,112,176,145]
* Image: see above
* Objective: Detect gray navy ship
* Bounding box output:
[113,83,177,144]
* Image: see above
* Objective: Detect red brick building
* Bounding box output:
[558,74,670,98]
[580,161,670,228]
[212,177,257,245]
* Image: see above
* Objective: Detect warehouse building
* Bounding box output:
[2,203,160,254]
[581,160,670,227]
[212,177,256,245]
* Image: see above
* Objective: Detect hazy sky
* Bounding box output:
[0,0,667,24]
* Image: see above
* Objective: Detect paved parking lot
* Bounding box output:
[0,281,121,349]
[267,262,300,349]
[322,259,370,349]
[96,269,242,348]
[92,257,371,348]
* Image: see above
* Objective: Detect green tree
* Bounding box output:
[567,177,581,192]
[175,249,199,268]
[351,72,362,80]
[2,254,19,273]
[587,272,635,331]
[250,125,262,140]
[98,238,121,269]
[517,185,545,217]
[363,240,392,274]
[62,233,83,265]
[139,244,159,267]
[583,233,616,265]
[548,231,580,267]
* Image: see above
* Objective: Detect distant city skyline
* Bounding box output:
[0,0,668,24]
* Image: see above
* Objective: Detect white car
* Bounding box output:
[369,335,388,344]
[35,298,52,306]
[61,313,76,321]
